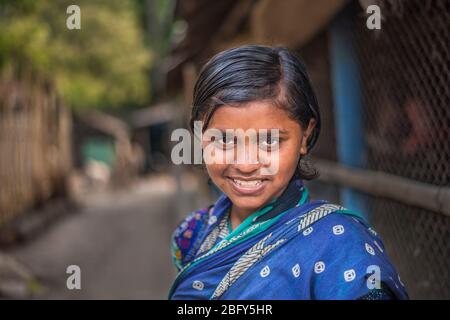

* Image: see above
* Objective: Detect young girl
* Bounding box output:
[169,45,408,300]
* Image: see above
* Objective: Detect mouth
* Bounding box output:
[226,177,269,195]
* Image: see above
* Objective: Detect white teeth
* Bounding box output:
[232,179,262,188]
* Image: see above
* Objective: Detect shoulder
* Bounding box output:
[170,206,212,271]
[294,208,383,265]
[297,207,387,264]
[172,206,212,240]
[304,209,377,244]
[296,208,408,299]
[293,202,376,247]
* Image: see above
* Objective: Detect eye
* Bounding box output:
[214,134,235,149]
[259,134,280,150]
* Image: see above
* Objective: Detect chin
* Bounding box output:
[228,195,267,212]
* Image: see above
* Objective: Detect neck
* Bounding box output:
[228,178,301,231]
[229,205,254,231]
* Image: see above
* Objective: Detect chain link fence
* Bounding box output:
[354,0,449,299]
[303,0,449,299]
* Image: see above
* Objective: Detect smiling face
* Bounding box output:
[203,100,316,218]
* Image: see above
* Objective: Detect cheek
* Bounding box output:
[282,144,300,165]
[268,141,300,173]
[266,149,298,186]
[205,163,228,185]
[202,142,235,166]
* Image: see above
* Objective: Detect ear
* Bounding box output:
[300,118,317,155]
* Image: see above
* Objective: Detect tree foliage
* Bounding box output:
[0,0,153,110]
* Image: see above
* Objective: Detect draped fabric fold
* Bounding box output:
[169,178,409,300]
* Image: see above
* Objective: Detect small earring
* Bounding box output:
[300,147,307,155]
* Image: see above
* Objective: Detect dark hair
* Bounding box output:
[190,45,321,180]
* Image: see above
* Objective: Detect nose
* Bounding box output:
[231,142,261,174]
[232,162,260,175]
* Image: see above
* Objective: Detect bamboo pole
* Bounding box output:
[314,158,450,217]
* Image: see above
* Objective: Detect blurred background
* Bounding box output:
[0,0,448,299]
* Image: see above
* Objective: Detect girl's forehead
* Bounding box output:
[207,101,299,130]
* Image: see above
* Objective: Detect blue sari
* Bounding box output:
[169,179,408,300]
